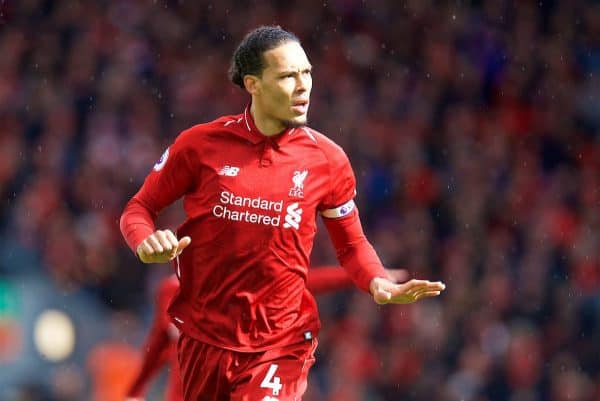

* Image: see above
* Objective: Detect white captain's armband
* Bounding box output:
[321,199,355,219]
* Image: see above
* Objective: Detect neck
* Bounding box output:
[250,102,285,137]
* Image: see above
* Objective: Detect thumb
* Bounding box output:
[175,236,191,255]
[373,288,392,305]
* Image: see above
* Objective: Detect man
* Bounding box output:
[120,25,445,401]
[124,268,408,401]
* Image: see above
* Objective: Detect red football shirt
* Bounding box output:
[121,106,385,351]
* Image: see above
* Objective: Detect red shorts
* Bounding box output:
[177,334,317,401]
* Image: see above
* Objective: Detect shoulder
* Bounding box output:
[298,127,350,166]
[174,113,245,146]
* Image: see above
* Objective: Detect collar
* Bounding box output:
[242,104,297,146]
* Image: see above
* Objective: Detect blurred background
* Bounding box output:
[0,0,599,400]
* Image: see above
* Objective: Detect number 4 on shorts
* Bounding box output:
[260,364,282,396]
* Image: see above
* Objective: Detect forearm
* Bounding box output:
[120,196,158,254]
[336,237,387,292]
[322,209,388,292]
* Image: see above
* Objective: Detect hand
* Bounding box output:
[136,229,191,264]
[384,268,409,283]
[369,277,445,305]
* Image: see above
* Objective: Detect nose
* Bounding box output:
[295,75,310,93]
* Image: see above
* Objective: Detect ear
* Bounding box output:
[243,75,260,95]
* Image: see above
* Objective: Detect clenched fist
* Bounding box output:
[136,229,191,264]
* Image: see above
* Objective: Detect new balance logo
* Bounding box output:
[283,202,302,230]
[218,165,240,176]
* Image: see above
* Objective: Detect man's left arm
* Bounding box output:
[320,142,444,304]
[307,265,409,295]
[322,208,445,304]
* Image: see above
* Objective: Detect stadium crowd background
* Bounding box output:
[0,1,599,400]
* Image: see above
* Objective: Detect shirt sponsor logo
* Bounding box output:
[153,148,169,171]
[213,191,283,226]
[218,165,240,176]
[283,202,302,229]
[288,170,308,198]
[212,191,302,230]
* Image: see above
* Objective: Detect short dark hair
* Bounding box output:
[229,26,300,89]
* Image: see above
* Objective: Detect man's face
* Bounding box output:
[252,41,312,128]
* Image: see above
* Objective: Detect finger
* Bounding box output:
[146,235,164,253]
[410,287,439,297]
[390,280,427,297]
[406,280,445,293]
[178,236,192,250]
[175,236,192,256]
[401,279,430,291]
[406,284,444,300]
[155,230,173,252]
[139,240,154,256]
[423,281,446,291]
[164,230,180,249]
[137,241,157,263]
[414,291,442,300]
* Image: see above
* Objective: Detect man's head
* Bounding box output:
[229,26,312,133]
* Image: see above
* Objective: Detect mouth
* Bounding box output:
[291,99,309,114]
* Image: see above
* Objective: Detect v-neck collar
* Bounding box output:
[242,104,297,146]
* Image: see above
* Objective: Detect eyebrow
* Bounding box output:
[278,66,313,74]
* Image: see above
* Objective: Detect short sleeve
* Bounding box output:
[319,146,357,217]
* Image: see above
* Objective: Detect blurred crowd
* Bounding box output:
[0,0,599,400]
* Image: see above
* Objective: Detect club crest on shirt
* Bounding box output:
[288,169,308,198]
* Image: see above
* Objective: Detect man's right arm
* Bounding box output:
[120,134,195,263]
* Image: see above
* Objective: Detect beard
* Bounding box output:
[282,116,308,129]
